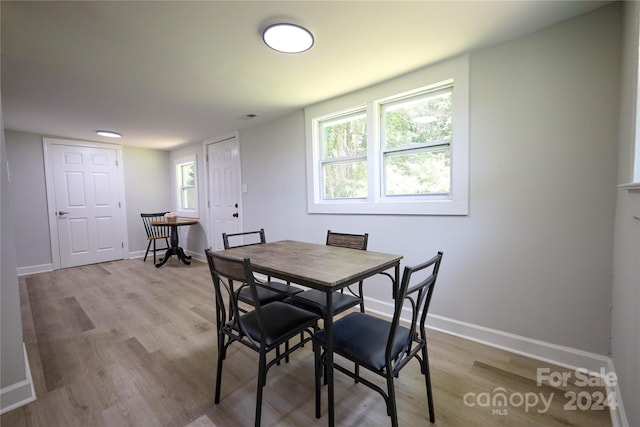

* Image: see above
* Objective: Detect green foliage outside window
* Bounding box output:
[323,160,368,199]
[180,163,196,209]
[385,149,450,195]
[383,89,452,195]
[384,90,452,148]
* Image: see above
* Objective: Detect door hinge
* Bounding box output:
[121,242,124,248]
[208,200,211,208]
[119,202,121,208]
[116,160,119,167]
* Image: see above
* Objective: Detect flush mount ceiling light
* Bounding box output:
[96,130,122,138]
[262,23,314,54]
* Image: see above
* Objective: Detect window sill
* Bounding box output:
[618,182,640,192]
[308,198,468,216]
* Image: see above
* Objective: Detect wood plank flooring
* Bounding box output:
[2,259,612,427]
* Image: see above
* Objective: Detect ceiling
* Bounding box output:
[1,1,612,150]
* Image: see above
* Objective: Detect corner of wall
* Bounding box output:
[0,344,36,415]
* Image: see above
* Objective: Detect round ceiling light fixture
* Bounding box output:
[96,130,122,138]
[262,23,314,54]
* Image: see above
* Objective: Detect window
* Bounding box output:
[320,109,368,199]
[174,155,198,217]
[305,55,468,215]
[382,87,452,197]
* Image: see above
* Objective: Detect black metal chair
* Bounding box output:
[313,251,443,427]
[223,229,304,305]
[140,212,170,263]
[285,230,369,315]
[205,249,320,427]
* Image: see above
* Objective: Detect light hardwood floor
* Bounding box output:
[2,259,612,427]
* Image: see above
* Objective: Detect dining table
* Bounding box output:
[216,239,402,427]
[150,218,199,267]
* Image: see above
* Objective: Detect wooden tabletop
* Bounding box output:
[217,240,402,291]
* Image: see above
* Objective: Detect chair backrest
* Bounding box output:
[223,229,266,249]
[387,251,443,372]
[204,249,265,346]
[141,212,171,239]
[326,230,368,251]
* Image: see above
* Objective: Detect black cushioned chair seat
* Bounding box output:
[229,301,320,347]
[262,280,304,296]
[285,289,360,315]
[315,312,410,371]
[237,285,285,306]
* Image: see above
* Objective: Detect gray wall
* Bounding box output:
[1,85,27,391]
[122,145,171,254]
[612,2,640,425]
[5,130,51,267]
[240,5,620,356]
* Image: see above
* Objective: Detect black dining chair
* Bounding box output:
[223,229,304,305]
[285,230,369,315]
[140,212,170,264]
[205,249,320,427]
[313,251,443,427]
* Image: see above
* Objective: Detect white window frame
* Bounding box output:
[305,55,469,215]
[173,154,199,218]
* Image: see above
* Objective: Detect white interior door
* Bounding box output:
[45,139,126,268]
[206,134,242,251]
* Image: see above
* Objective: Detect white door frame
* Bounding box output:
[43,137,129,270]
[203,131,243,250]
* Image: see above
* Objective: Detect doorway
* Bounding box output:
[205,133,242,251]
[43,138,127,269]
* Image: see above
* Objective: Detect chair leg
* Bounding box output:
[314,340,322,419]
[323,356,328,385]
[153,239,157,264]
[421,345,436,423]
[144,240,152,262]
[255,352,267,427]
[215,337,227,404]
[386,374,399,427]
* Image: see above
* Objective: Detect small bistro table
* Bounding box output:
[150,218,199,267]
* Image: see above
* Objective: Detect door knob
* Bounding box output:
[232,212,239,218]
[58,211,70,216]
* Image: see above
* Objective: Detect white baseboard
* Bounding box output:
[18,251,202,273]
[16,263,53,277]
[185,250,205,263]
[365,297,627,427]
[366,297,610,372]
[605,359,630,427]
[0,344,36,415]
[426,313,612,374]
[128,250,146,259]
